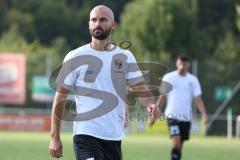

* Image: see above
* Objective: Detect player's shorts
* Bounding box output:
[73,134,122,160]
[167,118,191,141]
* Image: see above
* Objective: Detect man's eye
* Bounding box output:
[100,18,107,22]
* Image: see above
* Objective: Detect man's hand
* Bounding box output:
[147,103,160,126]
[49,137,63,158]
[129,82,160,126]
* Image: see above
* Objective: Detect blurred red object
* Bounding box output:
[0,114,50,131]
[0,53,26,104]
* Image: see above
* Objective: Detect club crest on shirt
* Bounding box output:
[114,59,123,69]
[188,81,193,87]
[113,59,124,73]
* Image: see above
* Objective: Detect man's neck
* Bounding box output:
[177,70,187,76]
[90,37,111,51]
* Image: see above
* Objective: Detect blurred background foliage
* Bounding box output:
[0,0,240,134]
[0,0,239,60]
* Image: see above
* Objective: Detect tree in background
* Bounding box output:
[114,0,239,61]
[236,4,240,31]
[0,0,131,49]
[113,0,198,61]
[196,0,238,58]
[0,0,7,35]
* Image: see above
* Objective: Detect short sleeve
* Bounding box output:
[160,74,172,95]
[162,74,170,83]
[55,52,77,91]
[193,77,202,97]
[126,51,144,86]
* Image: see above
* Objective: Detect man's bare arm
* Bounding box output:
[130,82,154,106]
[194,96,208,124]
[49,86,69,158]
[156,95,165,112]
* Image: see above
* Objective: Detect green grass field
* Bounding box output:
[0,131,239,160]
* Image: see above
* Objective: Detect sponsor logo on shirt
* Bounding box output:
[86,70,94,74]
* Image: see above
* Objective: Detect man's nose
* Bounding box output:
[95,20,101,27]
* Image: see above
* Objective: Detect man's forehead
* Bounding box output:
[177,59,190,64]
[90,11,110,19]
[90,6,114,20]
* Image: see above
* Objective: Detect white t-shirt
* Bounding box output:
[162,71,202,121]
[57,44,143,140]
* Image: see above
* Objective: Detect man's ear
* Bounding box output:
[112,21,116,29]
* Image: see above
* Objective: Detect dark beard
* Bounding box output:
[90,27,112,40]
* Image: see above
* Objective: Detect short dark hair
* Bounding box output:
[177,54,190,62]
